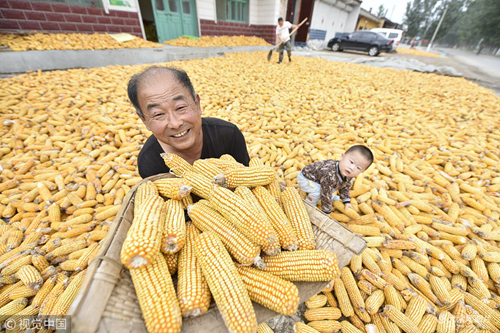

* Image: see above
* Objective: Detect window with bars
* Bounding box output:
[216,0,248,23]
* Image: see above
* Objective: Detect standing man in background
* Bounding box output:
[276,17,297,64]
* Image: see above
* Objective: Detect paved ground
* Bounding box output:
[294,45,500,96]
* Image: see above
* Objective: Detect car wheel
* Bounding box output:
[331,43,341,52]
[368,46,379,56]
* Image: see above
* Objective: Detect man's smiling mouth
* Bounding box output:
[172,129,189,138]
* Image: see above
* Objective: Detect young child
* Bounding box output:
[297,145,373,214]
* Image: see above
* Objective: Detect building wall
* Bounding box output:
[199,0,278,44]
[309,0,360,42]
[356,16,378,30]
[197,0,215,20]
[0,0,142,34]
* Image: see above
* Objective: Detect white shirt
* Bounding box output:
[276,21,292,42]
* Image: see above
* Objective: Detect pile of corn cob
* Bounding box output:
[121,153,340,333]
[0,52,499,331]
[0,32,161,51]
[396,47,443,58]
[164,35,270,47]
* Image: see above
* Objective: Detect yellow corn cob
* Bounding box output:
[417,313,438,333]
[334,278,354,317]
[265,179,283,208]
[383,305,419,333]
[16,265,43,291]
[233,186,280,255]
[161,199,186,254]
[404,296,427,325]
[362,250,382,275]
[154,178,192,200]
[46,239,86,260]
[488,263,500,284]
[436,310,455,333]
[187,201,262,267]
[341,266,367,314]
[6,230,23,251]
[464,292,500,329]
[183,171,213,199]
[252,186,298,251]
[130,253,182,333]
[237,265,299,315]
[305,320,341,333]
[31,253,50,272]
[257,323,274,333]
[192,159,224,180]
[177,223,211,317]
[428,275,451,306]
[304,307,342,321]
[324,291,338,308]
[161,152,193,176]
[134,181,159,211]
[262,250,339,281]
[365,290,385,314]
[213,165,275,188]
[121,195,165,269]
[305,294,328,309]
[209,185,277,247]
[1,255,33,276]
[8,285,38,299]
[164,253,179,275]
[0,298,28,322]
[361,269,388,290]
[293,322,321,333]
[280,187,315,250]
[181,194,193,210]
[60,259,79,271]
[358,279,373,295]
[340,320,363,333]
[407,273,439,305]
[194,231,256,333]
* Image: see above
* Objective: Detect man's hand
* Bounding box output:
[344,203,354,211]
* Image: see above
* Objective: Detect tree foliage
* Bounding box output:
[403,0,500,46]
[377,5,386,18]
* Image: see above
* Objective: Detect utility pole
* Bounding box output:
[427,5,448,52]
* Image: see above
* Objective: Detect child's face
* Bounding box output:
[338,151,371,178]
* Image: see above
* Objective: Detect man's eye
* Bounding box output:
[177,106,187,111]
[153,113,164,118]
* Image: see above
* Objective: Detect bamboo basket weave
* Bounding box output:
[69,173,366,333]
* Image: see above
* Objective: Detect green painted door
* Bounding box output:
[152,0,198,42]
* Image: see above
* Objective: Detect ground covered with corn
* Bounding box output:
[0,32,161,51]
[0,51,500,332]
[396,47,443,58]
[164,35,270,47]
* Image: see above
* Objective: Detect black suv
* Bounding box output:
[327,31,393,56]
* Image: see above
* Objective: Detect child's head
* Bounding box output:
[338,145,373,178]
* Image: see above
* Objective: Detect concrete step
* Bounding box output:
[0,45,271,74]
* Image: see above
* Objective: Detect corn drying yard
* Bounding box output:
[0,50,500,333]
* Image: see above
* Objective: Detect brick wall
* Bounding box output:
[200,19,276,44]
[0,0,142,35]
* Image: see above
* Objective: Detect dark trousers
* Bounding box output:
[278,40,292,62]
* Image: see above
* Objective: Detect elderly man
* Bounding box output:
[127,66,250,178]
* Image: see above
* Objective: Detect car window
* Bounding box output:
[388,33,399,38]
[376,32,387,37]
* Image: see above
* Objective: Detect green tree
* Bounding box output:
[404,0,424,36]
[377,4,386,17]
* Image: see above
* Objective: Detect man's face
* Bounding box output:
[338,151,371,178]
[138,73,202,152]
[278,20,283,27]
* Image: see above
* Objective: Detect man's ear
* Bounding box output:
[195,94,202,115]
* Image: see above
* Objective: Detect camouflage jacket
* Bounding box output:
[301,160,353,212]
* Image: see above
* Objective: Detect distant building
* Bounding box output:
[289,0,361,46]
[356,8,379,31]
[378,16,403,29]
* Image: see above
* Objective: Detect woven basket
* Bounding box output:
[69,174,366,333]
